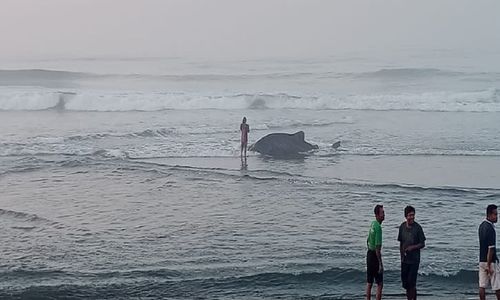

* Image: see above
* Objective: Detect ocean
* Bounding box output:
[1,51,500,299]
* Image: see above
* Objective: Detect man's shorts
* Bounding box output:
[401,262,419,290]
[479,262,500,290]
[367,250,383,285]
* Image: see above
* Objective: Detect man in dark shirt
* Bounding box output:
[398,205,425,300]
[479,204,500,300]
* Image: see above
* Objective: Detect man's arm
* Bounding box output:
[398,226,404,260]
[487,246,495,274]
[376,245,383,273]
[400,242,404,261]
[487,225,496,274]
[375,225,383,273]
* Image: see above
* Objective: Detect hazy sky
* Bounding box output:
[1,0,499,60]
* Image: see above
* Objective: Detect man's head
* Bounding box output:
[487,204,498,223]
[404,205,416,225]
[242,117,247,123]
[374,204,385,223]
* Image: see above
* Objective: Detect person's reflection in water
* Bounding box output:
[240,155,248,170]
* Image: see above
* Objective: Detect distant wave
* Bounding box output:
[0,69,90,80]
[0,68,318,84]
[1,87,499,112]
[354,68,464,79]
[155,72,317,81]
[2,67,498,81]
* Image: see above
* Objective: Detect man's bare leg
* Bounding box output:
[376,284,382,300]
[479,287,485,300]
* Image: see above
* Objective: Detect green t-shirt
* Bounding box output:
[367,220,382,251]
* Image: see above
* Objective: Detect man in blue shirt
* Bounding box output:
[479,204,500,300]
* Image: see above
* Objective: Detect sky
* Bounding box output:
[1,0,499,60]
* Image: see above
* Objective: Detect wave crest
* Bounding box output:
[0,208,56,224]
[1,87,499,112]
[356,68,463,79]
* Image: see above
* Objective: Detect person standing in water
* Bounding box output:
[366,204,385,300]
[240,117,250,157]
[478,204,500,300]
[398,205,426,300]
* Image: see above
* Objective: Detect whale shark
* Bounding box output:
[248,131,319,157]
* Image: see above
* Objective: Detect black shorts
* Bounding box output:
[367,250,383,284]
[401,262,419,289]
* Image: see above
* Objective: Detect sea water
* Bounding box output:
[1,51,500,299]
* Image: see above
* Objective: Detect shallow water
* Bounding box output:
[1,55,500,298]
[0,109,499,299]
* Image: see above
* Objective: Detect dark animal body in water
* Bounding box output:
[249,131,319,156]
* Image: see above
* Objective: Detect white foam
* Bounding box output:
[61,91,251,111]
[335,88,500,112]
[93,149,129,159]
[1,87,499,112]
[0,87,60,110]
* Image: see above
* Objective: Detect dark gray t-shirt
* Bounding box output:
[479,220,498,263]
[398,221,426,264]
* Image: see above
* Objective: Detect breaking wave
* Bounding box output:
[0,87,499,112]
[0,267,479,299]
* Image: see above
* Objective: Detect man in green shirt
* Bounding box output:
[366,204,385,300]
